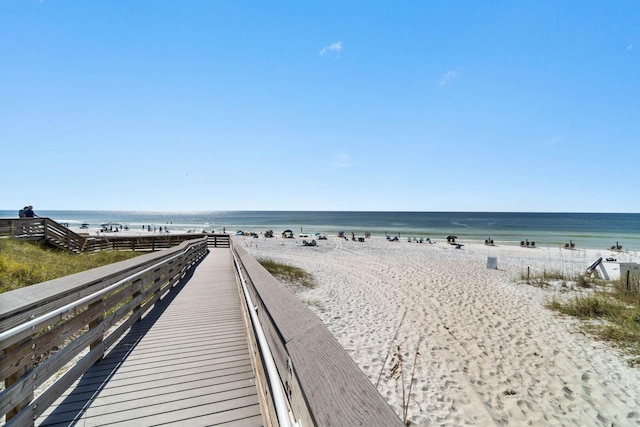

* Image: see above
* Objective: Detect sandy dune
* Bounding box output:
[240,235,640,426]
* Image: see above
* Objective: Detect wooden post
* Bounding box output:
[627,270,630,292]
[132,279,143,321]
[5,339,35,425]
[88,300,104,360]
[527,267,530,281]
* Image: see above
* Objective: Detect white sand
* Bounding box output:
[239,235,640,426]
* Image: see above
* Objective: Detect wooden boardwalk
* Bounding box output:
[37,248,264,427]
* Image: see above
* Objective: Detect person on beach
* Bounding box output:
[24,206,36,218]
[19,206,27,218]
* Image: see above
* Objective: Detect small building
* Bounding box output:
[596,261,640,281]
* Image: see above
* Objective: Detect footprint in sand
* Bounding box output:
[562,386,574,400]
[517,399,533,412]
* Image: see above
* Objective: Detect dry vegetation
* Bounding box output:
[0,239,142,293]
[257,257,316,289]
[521,269,640,363]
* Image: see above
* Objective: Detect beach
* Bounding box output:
[239,235,640,426]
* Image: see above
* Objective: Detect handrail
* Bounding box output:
[0,247,191,346]
[231,241,404,426]
[232,251,296,427]
[0,218,229,253]
[0,238,208,426]
[1,235,401,425]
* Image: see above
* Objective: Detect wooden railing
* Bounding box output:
[232,241,403,426]
[0,218,230,252]
[207,233,230,248]
[0,218,92,252]
[0,238,208,426]
[101,233,229,251]
[0,232,401,426]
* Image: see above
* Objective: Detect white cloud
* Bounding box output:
[439,69,459,86]
[330,154,353,168]
[320,41,342,56]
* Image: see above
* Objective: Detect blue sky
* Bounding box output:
[2,1,639,212]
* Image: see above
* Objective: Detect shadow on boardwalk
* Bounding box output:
[40,256,202,426]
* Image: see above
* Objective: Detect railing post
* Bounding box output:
[132,279,143,320]
[4,338,35,426]
[88,300,104,361]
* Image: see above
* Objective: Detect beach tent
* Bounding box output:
[282,229,294,238]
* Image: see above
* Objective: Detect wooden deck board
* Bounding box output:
[38,248,263,427]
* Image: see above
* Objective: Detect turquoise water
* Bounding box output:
[2,210,639,251]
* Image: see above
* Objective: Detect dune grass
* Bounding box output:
[519,269,591,288]
[0,239,142,293]
[549,294,640,361]
[548,294,628,319]
[257,257,316,288]
[538,270,640,362]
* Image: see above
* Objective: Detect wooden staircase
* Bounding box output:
[0,218,89,252]
[0,218,232,252]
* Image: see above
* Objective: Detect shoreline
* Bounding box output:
[4,210,640,252]
[65,223,640,256]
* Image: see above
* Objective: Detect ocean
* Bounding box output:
[1,210,639,252]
